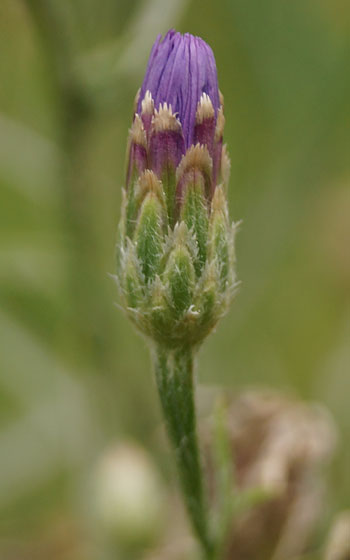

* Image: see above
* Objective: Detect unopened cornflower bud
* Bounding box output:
[117,29,237,349]
[115,31,239,558]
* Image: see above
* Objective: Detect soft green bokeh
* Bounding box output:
[1,0,349,557]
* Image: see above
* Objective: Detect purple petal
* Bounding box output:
[138,30,220,148]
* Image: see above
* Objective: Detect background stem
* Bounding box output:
[153,346,214,559]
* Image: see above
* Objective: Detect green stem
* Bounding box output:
[153,345,214,559]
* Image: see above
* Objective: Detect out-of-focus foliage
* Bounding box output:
[0,0,349,558]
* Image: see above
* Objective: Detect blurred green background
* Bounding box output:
[0,0,349,558]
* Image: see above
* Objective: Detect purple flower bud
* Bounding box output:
[117,32,236,351]
[138,29,220,149]
[125,30,228,228]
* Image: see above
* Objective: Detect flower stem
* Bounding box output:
[153,345,214,559]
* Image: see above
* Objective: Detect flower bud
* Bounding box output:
[116,30,237,348]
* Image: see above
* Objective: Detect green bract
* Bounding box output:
[116,91,236,350]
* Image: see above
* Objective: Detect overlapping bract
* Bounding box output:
[116,33,236,349]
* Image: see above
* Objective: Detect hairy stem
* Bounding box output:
[153,345,214,559]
